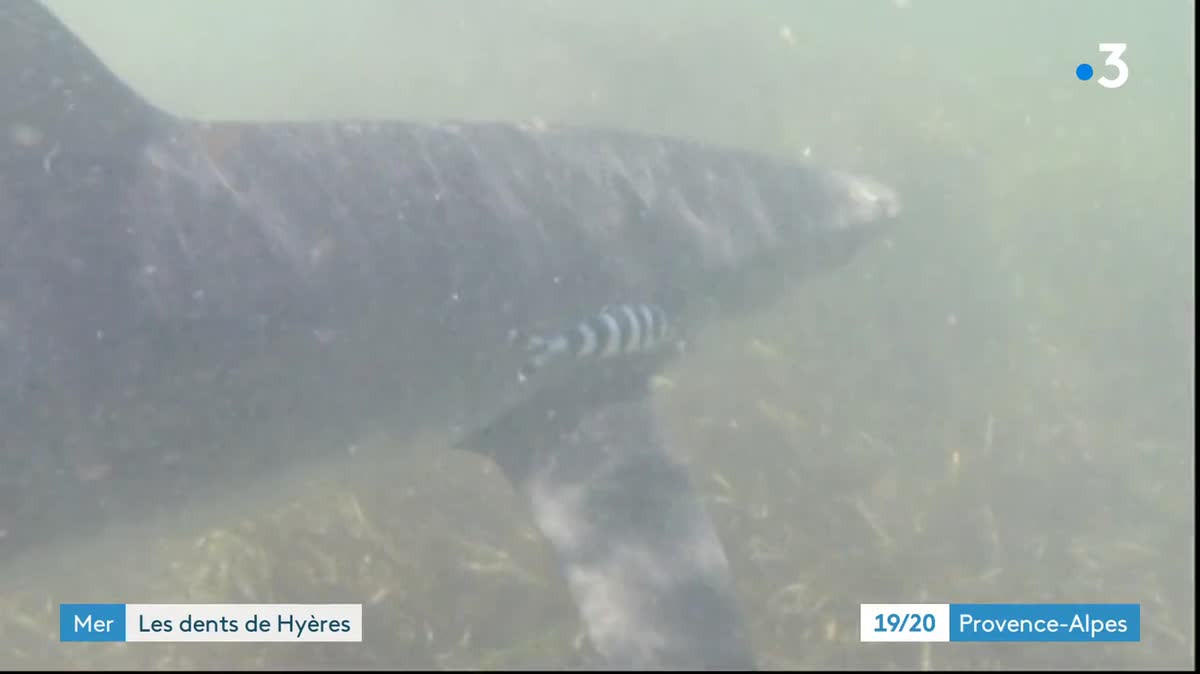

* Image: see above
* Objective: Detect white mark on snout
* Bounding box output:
[7,122,42,147]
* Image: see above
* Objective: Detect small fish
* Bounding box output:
[509,303,672,382]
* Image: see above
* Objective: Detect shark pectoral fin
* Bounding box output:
[465,369,756,670]
[526,397,756,670]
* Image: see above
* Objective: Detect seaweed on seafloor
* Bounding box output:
[0,432,578,670]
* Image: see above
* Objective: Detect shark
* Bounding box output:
[1,1,901,669]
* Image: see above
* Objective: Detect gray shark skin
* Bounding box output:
[2,1,900,669]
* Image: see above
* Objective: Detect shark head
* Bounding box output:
[788,167,903,275]
[655,154,902,326]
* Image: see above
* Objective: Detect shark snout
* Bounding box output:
[827,170,902,230]
[851,173,902,222]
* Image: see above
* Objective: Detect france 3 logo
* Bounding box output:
[1076,43,1128,88]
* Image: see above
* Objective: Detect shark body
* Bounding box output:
[1,1,901,668]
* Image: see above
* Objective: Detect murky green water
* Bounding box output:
[5,0,1194,669]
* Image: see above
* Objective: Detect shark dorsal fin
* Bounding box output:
[2,1,173,167]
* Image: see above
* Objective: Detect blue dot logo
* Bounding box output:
[1076,63,1094,81]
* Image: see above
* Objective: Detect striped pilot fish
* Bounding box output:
[508,303,675,382]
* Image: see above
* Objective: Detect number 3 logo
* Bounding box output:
[1097,43,1129,89]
